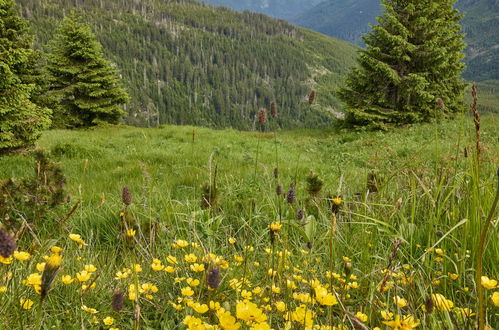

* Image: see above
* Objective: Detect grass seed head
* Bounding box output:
[257,108,267,125]
[286,183,296,204]
[112,290,124,312]
[207,267,221,290]
[297,209,304,221]
[276,184,282,196]
[0,228,16,258]
[122,186,132,206]
[270,101,277,118]
[308,90,316,105]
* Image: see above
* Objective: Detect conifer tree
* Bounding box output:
[0,0,51,150]
[47,12,129,128]
[338,0,466,129]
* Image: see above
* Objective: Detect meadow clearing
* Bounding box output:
[0,114,498,329]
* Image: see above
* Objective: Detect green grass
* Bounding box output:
[0,115,498,329]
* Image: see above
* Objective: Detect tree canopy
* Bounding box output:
[0,0,51,151]
[339,0,467,129]
[47,11,129,128]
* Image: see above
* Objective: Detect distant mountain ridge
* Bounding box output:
[19,0,358,129]
[199,0,324,19]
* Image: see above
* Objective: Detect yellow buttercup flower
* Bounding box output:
[184,253,197,263]
[84,264,97,272]
[81,305,98,314]
[236,300,267,323]
[431,293,454,311]
[61,275,74,285]
[383,315,419,329]
[103,316,114,326]
[190,263,205,272]
[126,229,136,237]
[13,251,31,261]
[448,273,459,280]
[172,239,189,248]
[268,222,282,232]
[20,298,34,310]
[151,258,165,271]
[394,296,407,308]
[217,308,241,329]
[229,237,237,244]
[181,286,194,296]
[69,234,86,248]
[481,276,497,290]
[355,311,368,322]
[491,291,499,307]
[76,270,91,282]
[314,285,338,306]
[50,246,63,254]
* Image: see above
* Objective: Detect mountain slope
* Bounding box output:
[198,0,323,19]
[291,0,381,46]
[18,0,357,129]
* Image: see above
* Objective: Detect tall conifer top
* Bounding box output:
[47,11,129,127]
[338,0,466,129]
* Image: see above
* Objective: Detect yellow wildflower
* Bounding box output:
[81,305,98,314]
[314,285,338,306]
[13,251,31,261]
[481,276,497,290]
[355,311,368,322]
[151,258,164,271]
[61,275,74,285]
[190,263,205,272]
[383,315,419,329]
[394,296,407,308]
[69,234,86,248]
[491,292,499,307]
[236,300,267,323]
[103,317,114,326]
[20,298,34,310]
[268,222,282,232]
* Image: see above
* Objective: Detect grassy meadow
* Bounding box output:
[0,115,498,329]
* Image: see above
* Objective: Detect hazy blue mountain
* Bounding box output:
[198,0,324,19]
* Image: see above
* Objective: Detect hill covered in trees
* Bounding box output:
[18,0,357,129]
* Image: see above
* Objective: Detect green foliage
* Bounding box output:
[0,150,66,232]
[0,0,51,151]
[46,11,129,128]
[339,0,467,129]
[18,0,357,130]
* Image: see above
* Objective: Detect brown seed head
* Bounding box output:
[286,183,296,204]
[257,108,267,125]
[270,101,277,118]
[0,228,16,258]
[207,267,221,289]
[276,184,282,196]
[122,187,132,206]
[112,290,125,312]
[308,90,316,105]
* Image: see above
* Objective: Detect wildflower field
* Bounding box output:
[0,115,498,329]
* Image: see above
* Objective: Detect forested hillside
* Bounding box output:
[18,0,357,129]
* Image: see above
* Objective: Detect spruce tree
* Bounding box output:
[47,12,129,128]
[0,0,51,151]
[338,0,466,129]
